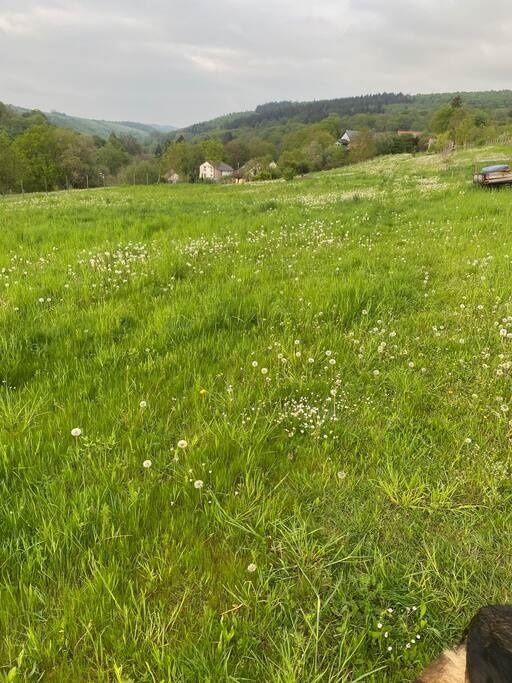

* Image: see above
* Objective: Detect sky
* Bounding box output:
[1,0,512,128]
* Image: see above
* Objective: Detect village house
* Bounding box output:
[199,160,234,182]
[336,130,360,147]
[163,169,180,184]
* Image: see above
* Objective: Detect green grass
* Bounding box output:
[1,148,512,681]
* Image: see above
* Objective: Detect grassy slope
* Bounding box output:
[1,148,512,681]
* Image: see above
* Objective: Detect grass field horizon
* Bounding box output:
[2,147,512,681]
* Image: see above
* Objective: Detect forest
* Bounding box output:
[2,90,512,193]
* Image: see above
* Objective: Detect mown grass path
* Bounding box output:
[1,149,512,681]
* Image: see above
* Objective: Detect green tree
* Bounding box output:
[97,140,130,176]
[348,130,377,163]
[0,131,17,192]
[201,138,224,163]
[13,125,60,191]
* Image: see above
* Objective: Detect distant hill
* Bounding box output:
[173,89,512,141]
[11,106,176,140]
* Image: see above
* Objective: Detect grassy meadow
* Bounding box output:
[2,148,512,681]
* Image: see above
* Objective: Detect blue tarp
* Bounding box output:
[481,164,510,173]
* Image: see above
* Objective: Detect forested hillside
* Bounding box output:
[2,89,512,194]
[163,90,512,183]
[0,103,169,193]
[12,105,175,141]
[177,90,512,139]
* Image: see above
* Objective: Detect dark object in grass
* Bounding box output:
[416,605,512,682]
[473,161,512,187]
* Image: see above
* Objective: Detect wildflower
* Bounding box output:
[194,480,204,489]
[177,439,188,449]
[377,622,383,629]
[143,459,152,468]
[387,646,392,652]
[139,400,147,409]
[325,350,332,357]
[71,427,82,437]
[373,369,380,377]
[252,360,258,367]
[247,562,257,573]
[329,358,336,365]
[199,388,207,396]
[261,368,268,375]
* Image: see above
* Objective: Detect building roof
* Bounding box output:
[216,162,233,172]
[343,130,360,139]
[204,160,234,172]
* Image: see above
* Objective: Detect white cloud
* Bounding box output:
[1,0,512,125]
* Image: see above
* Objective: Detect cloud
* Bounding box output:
[0,0,511,126]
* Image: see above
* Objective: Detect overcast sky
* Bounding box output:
[1,0,512,127]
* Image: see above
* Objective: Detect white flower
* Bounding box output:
[261,368,268,375]
[387,646,392,652]
[251,360,258,367]
[194,480,204,489]
[71,427,82,437]
[325,350,332,357]
[177,439,188,449]
[143,459,152,468]
[373,369,380,377]
[247,563,257,573]
[139,400,147,409]
[377,622,383,629]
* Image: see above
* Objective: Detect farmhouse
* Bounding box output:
[199,160,234,181]
[163,169,180,184]
[336,130,360,147]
